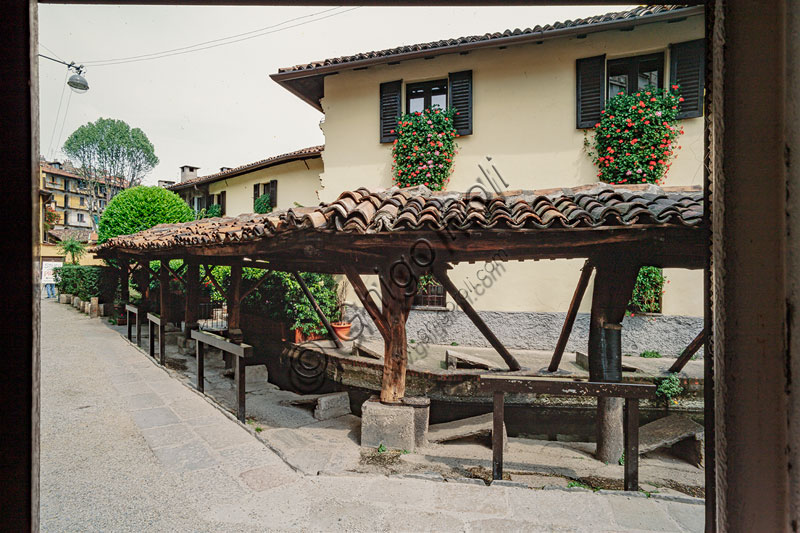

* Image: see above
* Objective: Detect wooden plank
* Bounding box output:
[492,391,504,481]
[124,304,140,314]
[434,266,521,371]
[159,263,169,365]
[190,329,253,358]
[668,329,706,373]
[624,398,640,491]
[549,260,594,372]
[344,267,389,339]
[477,375,657,399]
[291,271,343,349]
[146,312,162,326]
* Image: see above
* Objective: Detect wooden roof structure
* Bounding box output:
[96,183,706,412]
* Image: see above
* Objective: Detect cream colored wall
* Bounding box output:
[320,15,704,317]
[208,157,323,215]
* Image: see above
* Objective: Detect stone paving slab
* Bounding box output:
[41,300,705,532]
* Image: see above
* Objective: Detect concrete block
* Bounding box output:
[72,297,81,308]
[402,396,430,448]
[313,392,351,421]
[89,297,99,318]
[59,294,71,304]
[361,396,416,451]
[445,349,498,370]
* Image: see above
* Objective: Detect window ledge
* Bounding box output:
[411,305,450,312]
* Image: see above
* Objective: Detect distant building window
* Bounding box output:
[606,52,664,98]
[77,213,85,223]
[406,79,448,114]
[79,196,85,207]
[413,281,447,309]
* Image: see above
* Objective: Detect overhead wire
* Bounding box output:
[47,69,69,159]
[80,6,359,67]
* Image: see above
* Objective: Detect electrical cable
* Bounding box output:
[54,89,74,160]
[81,7,358,67]
[47,69,69,159]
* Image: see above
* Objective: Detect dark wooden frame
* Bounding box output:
[146,312,165,365]
[478,375,656,491]
[125,303,143,347]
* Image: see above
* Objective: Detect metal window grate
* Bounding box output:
[413,282,446,308]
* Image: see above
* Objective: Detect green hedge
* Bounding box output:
[54,265,118,302]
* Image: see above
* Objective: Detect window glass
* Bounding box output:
[606,53,663,97]
[406,79,448,113]
[637,57,660,90]
[407,85,426,114]
[608,61,628,97]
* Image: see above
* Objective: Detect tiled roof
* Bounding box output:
[96,183,703,253]
[167,145,324,191]
[48,228,92,243]
[275,5,699,76]
[41,163,129,188]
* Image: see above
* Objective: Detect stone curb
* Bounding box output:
[490,480,529,489]
[446,477,487,486]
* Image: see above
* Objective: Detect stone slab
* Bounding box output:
[313,392,351,421]
[427,413,506,447]
[445,349,499,370]
[639,414,704,455]
[361,398,416,451]
[352,339,383,360]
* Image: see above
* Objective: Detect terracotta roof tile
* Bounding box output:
[95,183,704,254]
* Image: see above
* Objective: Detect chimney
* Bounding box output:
[220,167,232,173]
[158,180,176,188]
[180,165,200,182]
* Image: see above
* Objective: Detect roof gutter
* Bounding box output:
[271,6,703,94]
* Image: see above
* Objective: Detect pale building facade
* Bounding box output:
[270,5,704,334]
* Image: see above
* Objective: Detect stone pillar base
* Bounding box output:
[402,396,431,448]
[361,396,417,451]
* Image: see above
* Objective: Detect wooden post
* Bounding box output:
[291,271,343,349]
[589,256,640,464]
[184,262,200,340]
[549,260,594,372]
[668,329,706,373]
[159,263,168,365]
[434,266,521,371]
[126,308,133,342]
[492,390,505,481]
[227,264,242,343]
[120,260,130,305]
[378,265,414,404]
[196,340,204,393]
[235,356,246,422]
[149,318,155,360]
[624,397,640,491]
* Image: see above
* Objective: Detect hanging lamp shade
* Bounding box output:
[67,73,89,93]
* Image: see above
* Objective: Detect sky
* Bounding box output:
[38,4,632,185]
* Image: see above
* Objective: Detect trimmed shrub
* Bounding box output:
[98,186,194,244]
[54,265,118,302]
[254,193,272,214]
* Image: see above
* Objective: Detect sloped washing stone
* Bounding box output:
[313,392,351,421]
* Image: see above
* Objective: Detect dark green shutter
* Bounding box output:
[379,80,402,143]
[268,180,278,208]
[448,70,473,135]
[576,55,606,128]
[670,39,705,119]
[219,191,226,216]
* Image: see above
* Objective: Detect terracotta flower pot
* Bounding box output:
[331,322,352,341]
[293,328,325,344]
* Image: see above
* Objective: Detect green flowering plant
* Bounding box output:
[391,106,458,190]
[628,266,667,314]
[585,85,685,185]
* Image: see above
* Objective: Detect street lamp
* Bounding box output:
[39,54,89,93]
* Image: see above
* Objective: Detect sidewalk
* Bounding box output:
[40,299,704,532]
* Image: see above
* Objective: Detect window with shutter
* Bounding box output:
[268,180,278,208]
[253,184,260,200]
[448,70,473,136]
[576,55,606,128]
[670,39,705,119]
[379,80,402,143]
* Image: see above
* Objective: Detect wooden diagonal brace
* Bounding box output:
[238,271,271,304]
[549,260,594,372]
[668,329,706,373]
[344,266,389,339]
[433,265,521,371]
[291,271,343,349]
[162,261,186,288]
[202,265,228,300]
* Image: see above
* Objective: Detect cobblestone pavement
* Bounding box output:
[40,300,705,532]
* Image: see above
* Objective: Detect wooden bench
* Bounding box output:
[477,375,657,491]
[146,312,165,365]
[125,304,144,347]
[191,329,268,423]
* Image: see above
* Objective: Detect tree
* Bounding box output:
[63,118,159,228]
[98,186,194,244]
[57,237,86,265]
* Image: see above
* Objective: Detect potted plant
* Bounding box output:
[330,280,352,341]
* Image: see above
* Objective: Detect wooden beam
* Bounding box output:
[433,266,521,371]
[158,265,169,365]
[344,266,389,339]
[668,329,706,373]
[119,260,130,304]
[291,271,343,349]
[162,260,186,288]
[549,260,594,372]
[202,265,227,300]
